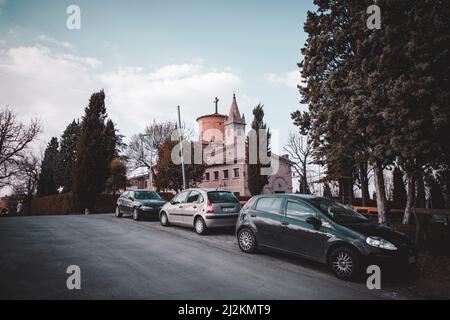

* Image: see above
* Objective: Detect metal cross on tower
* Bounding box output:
[214,97,219,114]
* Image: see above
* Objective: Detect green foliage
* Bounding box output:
[293,0,450,218]
[56,120,80,193]
[37,137,59,197]
[73,90,117,212]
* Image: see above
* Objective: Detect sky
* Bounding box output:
[0,0,314,139]
[0,0,315,194]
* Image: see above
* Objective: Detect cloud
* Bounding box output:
[0,45,246,148]
[34,34,74,50]
[264,70,302,90]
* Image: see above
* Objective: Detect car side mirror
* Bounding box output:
[306,216,322,229]
[128,197,134,201]
[171,200,179,205]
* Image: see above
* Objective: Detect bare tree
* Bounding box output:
[0,108,41,188]
[284,131,314,194]
[127,120,177,170]
[12,152,41,199]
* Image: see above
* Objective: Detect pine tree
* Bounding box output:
[37,137,59,197]
[56,120,80,193]
[73,90,116,213]
[247,104,271,196]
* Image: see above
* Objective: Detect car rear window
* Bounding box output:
[207,191,239,203]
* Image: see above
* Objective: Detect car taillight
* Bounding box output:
[206,200,215,213]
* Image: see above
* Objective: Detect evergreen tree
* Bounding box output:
[392,167,407,209]
[73,90,116,213]
[293,0,450,223]
[56,120,80,193]
[247,104,271,196]
[37,137,59,197]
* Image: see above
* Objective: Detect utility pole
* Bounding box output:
[177,105,187,190]
[140,133,153,190]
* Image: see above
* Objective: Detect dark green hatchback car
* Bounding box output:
[116,190,167,221]
[236,194,416,280]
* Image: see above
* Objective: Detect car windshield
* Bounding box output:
[134,191,161,200]
[310,198,367,223]
[207,191,239,203]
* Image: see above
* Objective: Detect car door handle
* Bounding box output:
[281,221,289,226]
[178,205,183,208]
[250,214,257,217]
[193,206,197,209]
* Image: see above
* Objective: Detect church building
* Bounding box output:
[196,94,293,197]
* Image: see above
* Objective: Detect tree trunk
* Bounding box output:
[373,162,387,224]
[403,172,415,225]
[348,177,354,206]
[302,159,310,194]
[416,170,426,208]
[359,162,370,206]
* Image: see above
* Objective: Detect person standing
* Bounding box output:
[16,201,23,216]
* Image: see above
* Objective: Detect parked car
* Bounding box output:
[116,190,167,221]
[236,194,417,280]
[159,188,241,235]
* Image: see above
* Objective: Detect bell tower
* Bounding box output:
[224,93,246,147]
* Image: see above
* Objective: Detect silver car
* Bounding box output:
[159,188,241,235]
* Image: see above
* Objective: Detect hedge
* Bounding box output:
[25,193,119,216]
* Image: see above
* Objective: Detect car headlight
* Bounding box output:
[366,236,397,250]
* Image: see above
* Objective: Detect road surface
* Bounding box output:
[0,214,407,299]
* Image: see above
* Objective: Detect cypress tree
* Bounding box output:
[247,104,271,196]
[57,120,80,193]
[37,137,59,197]
[73,90,116,214]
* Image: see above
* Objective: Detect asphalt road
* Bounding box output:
[0,214,407,300]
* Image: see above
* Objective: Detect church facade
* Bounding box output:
[196,94,293,197]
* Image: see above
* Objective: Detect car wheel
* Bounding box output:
[328,247,361,281]
[132,208,141,221]
[160,212,170,226]
[115,207,123,218]
[194,217,207,235]
[237,228,257,253]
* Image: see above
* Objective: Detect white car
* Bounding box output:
[159,188,241,235]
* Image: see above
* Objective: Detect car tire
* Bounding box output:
[160,212,170,226]
[237,228,257,254]
[328,246,361,281]
[194,217,207,235]
[115,207,123,218]
[132,208,142,221]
